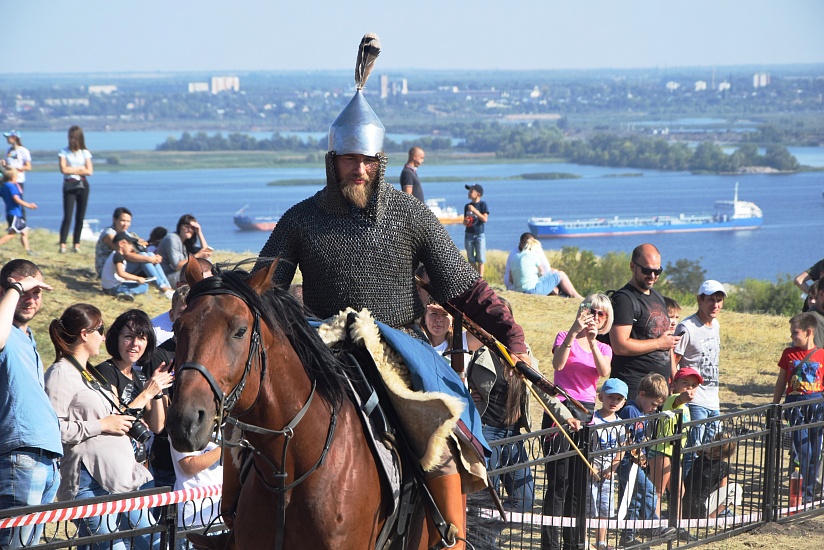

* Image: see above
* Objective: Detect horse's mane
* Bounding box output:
[189,263,353,410]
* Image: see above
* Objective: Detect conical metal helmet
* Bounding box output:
[328,34,384,156]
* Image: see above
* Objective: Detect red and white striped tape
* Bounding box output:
[0,485,222,530]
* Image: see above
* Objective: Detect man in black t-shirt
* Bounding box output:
[609,243,681,400]
[399,146,425,202]
[463,183,489,277]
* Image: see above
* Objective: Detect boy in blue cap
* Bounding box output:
[588,378,628,550]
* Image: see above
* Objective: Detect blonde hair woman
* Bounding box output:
[509,235,582,299]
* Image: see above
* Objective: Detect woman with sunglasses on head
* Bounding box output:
[552,293,615,422]
[44,304,160,550]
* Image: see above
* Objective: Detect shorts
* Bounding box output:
[465,233,486,265]
[6,215,26,234]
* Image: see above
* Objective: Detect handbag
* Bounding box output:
[62,175,87,192]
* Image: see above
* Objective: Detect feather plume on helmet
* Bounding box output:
[329,33,385,156]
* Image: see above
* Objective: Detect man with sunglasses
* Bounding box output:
[609,244,681,400]
[0,259,62,548]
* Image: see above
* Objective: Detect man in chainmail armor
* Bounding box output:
[254,34,530,550]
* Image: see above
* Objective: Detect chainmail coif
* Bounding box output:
[255,152,478,327]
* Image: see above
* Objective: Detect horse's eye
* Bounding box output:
[233,327,247,339]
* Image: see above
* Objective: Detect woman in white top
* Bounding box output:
[58,125,93,254]
[44,304,159,550]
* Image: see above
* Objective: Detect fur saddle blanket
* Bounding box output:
[318,308,490,494]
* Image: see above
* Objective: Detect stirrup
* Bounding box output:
[428,523,459,549]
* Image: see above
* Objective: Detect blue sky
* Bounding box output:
[8,1,823,73]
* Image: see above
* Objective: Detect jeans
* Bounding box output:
[482,425,535,512]
[464,233,486,266]
[785,393,823,502]
[0,449,60,548]
[60,183,90,245]
[107,281,150,297]
[682,405,720,478]
[127,254,171,290]
[75,464,159,550]
[617,455,658,539]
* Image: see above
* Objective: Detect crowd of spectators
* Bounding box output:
[0,236,822,549]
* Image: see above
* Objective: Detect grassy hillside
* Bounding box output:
[5,230,787,411]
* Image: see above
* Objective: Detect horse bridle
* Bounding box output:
[175,280,338,550]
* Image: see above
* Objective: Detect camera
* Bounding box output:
[125,408,152,444]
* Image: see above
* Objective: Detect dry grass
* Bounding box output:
[7,234,789,410]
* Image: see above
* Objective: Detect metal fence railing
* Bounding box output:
[2,398,823,549]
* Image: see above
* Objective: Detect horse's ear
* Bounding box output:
[184,255,203,285]
[248,258,279,295]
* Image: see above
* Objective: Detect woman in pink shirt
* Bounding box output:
[552,293,614,421]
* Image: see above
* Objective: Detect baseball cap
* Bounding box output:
[600,378,628,398]
[674,367,704,385]
[465,183,484,195]
[113,232,138,244]
[698,280,726,296]
[3,130,20,139]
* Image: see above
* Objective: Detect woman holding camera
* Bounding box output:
[44,304,160,550]
[552,293,614,419]
[94,309,172,439]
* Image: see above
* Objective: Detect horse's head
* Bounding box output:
[167,257,276,452]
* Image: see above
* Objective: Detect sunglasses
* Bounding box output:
[636,264,663,276]
[92,325,105,335]
[590,309,607,318]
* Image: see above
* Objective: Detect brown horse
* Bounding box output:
[166,258,403,549]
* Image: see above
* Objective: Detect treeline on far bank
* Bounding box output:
[551,247,800,317]
[156,123,801,173]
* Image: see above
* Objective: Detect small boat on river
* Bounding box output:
[426,198,464,225]
[528,183,762,238]
[233,206,278,232]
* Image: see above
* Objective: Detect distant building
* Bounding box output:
[666,81,680,92]
[718,81,731,92]
[400,78,408,95]
[44,98,90,107]
[88,85,117,95]
[211,76,239,94]
[529,86,541,98]
[14,99,35,111]
[380,74,389,99]
[695,80,707,92]
[753,72,770,88]
[188,82,209,93]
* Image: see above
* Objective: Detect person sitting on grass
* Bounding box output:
[0,167,36,254]
[95,208,174,298]
[100,232,150,301]
[508,234,582,299]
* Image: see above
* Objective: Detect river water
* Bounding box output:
[14,132,824,284]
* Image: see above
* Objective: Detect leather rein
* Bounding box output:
[175,281,338,550]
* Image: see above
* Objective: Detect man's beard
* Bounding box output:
[340,174,377,209]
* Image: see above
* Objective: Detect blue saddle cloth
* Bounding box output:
[374,321,490,457]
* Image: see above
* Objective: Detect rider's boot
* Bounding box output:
[425,473,466,550]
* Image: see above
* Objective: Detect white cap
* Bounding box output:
[698,279,726,296]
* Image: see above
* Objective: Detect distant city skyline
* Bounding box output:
[7,1,823,75]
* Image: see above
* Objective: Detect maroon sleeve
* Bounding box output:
[448,279,527,354]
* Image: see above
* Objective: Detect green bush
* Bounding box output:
[724,275,800,317]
